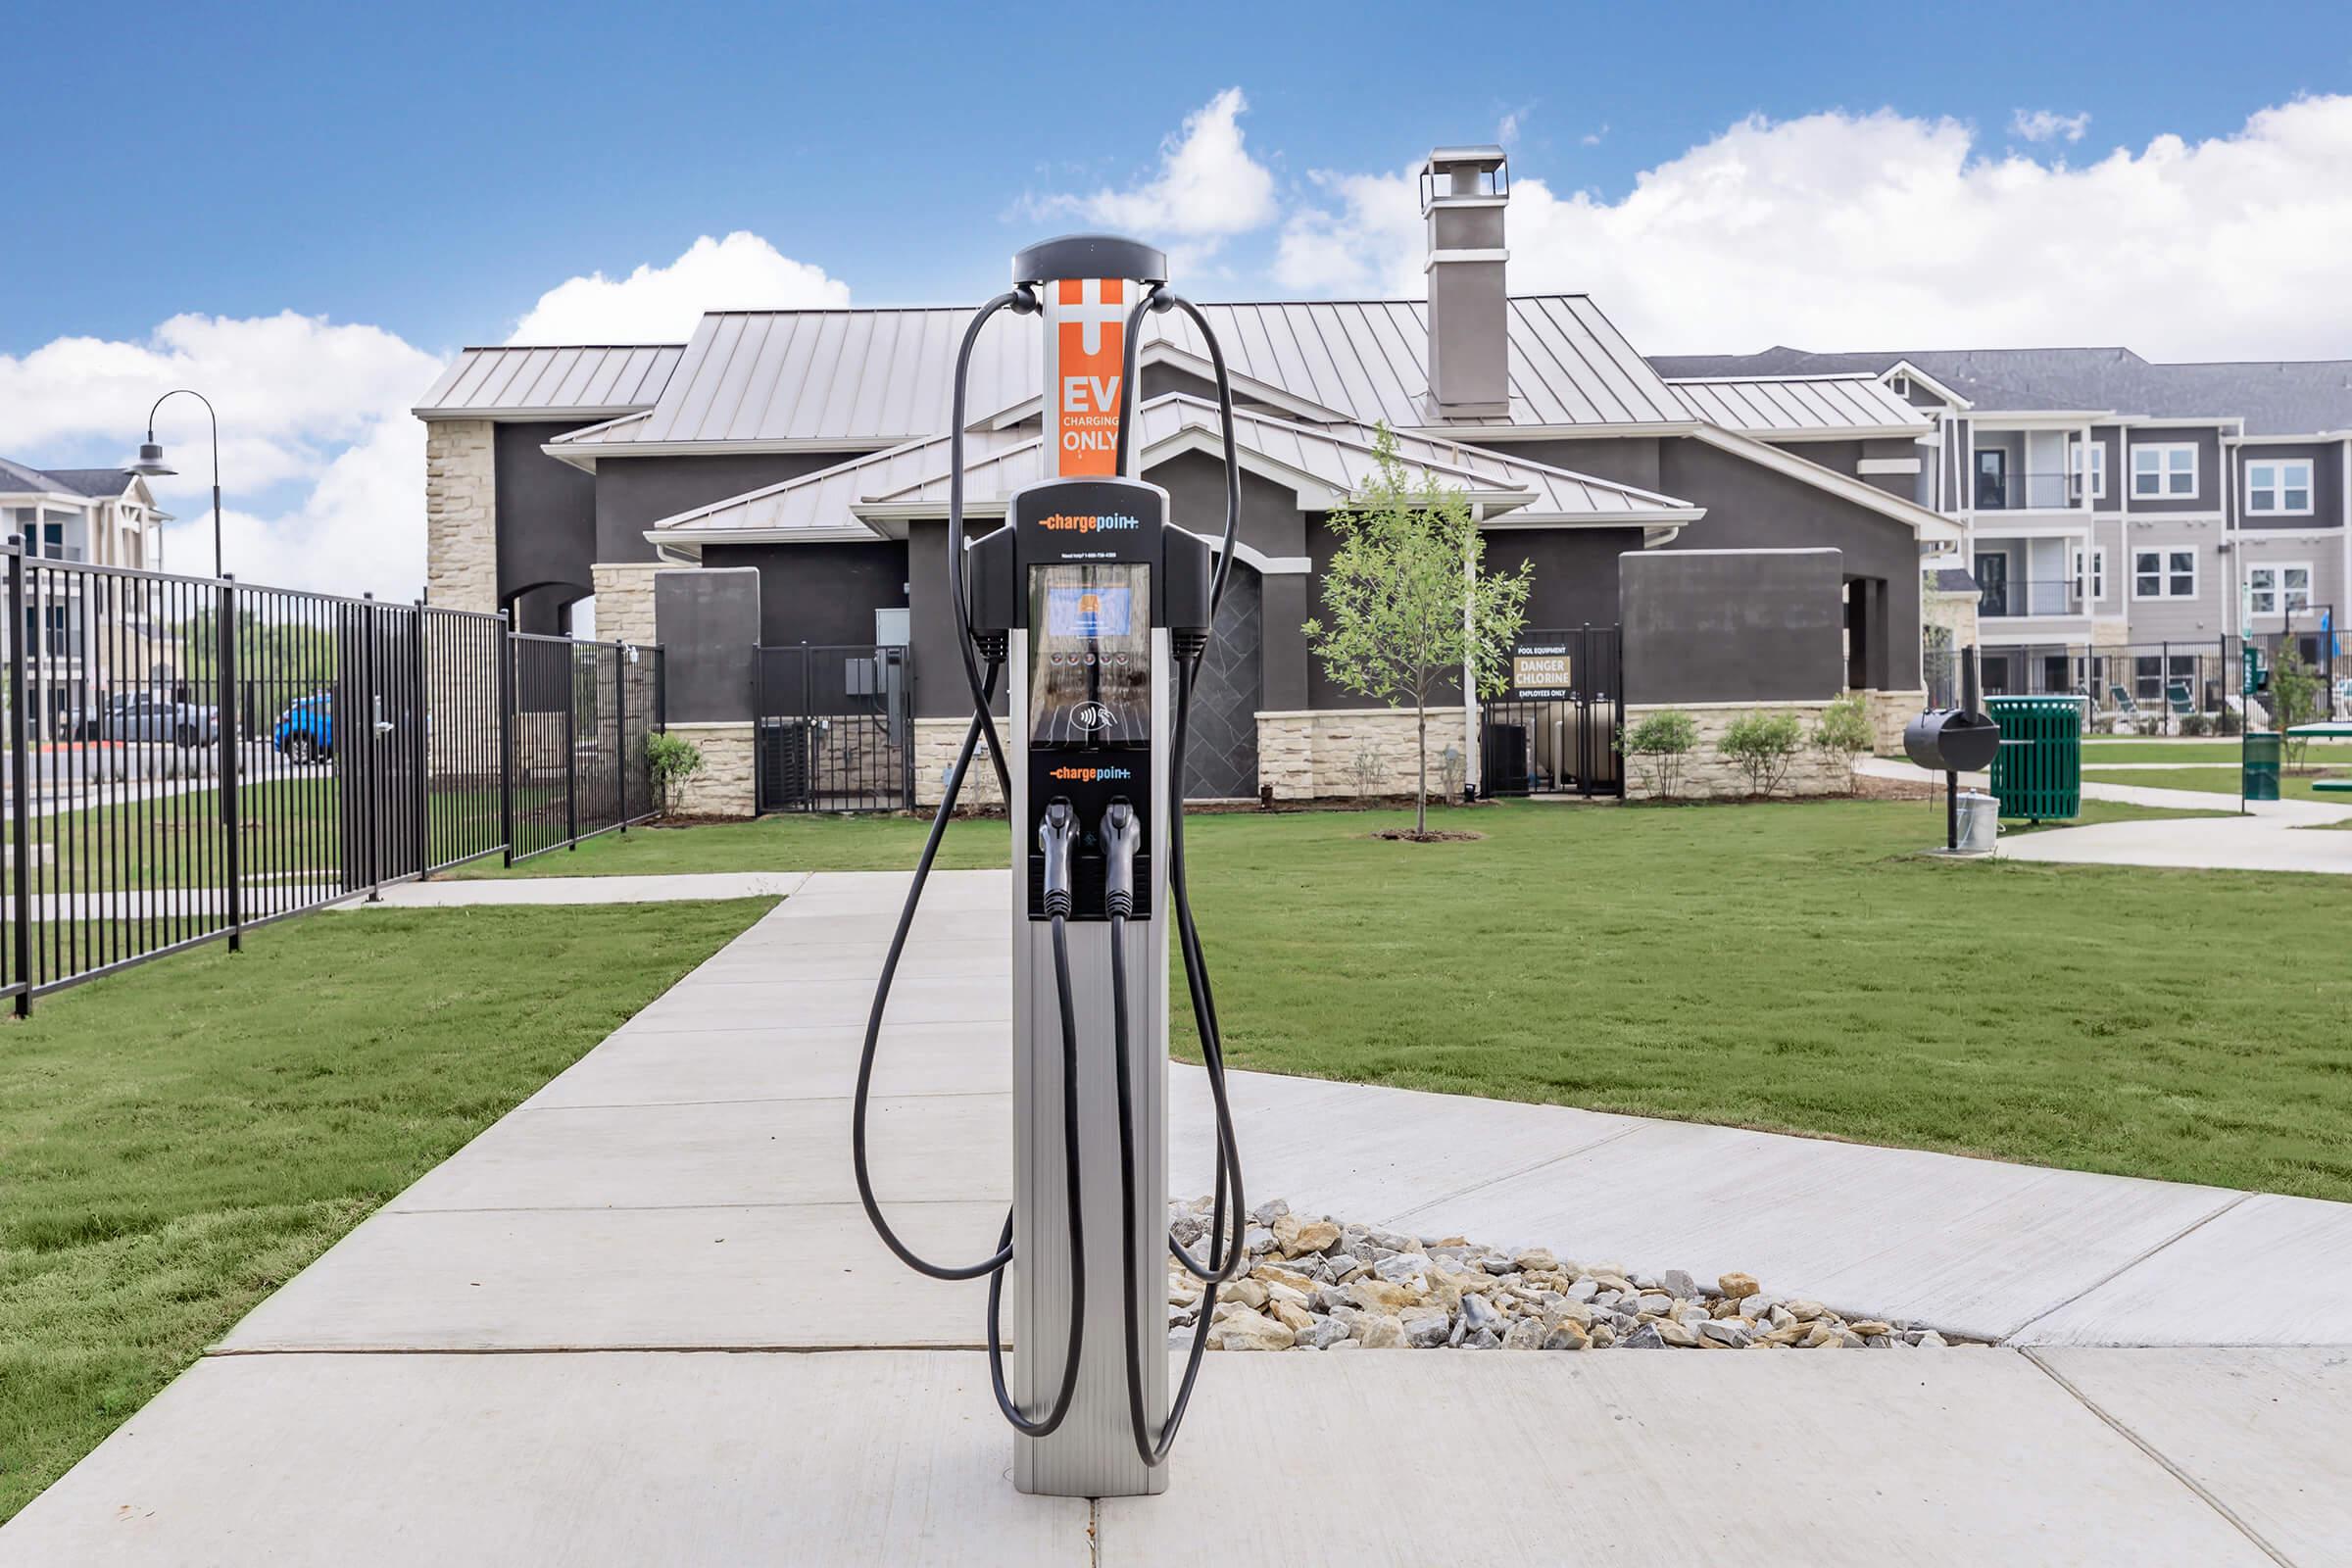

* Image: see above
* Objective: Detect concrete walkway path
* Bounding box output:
[7,871,2349,1564]
[1859,756,2352,872]
[336,869,811,906]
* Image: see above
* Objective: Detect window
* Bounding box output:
[1889,374,1911,398]
[2070,439,2107,500]
[2248,563,2312,616]
[2132,654,2200,704]
[2071,547,2106,602]
[2132,548,2197,600]
[2131,443,2197,498]
[2246,459,2314,515]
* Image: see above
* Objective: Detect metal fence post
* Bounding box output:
[7,538,32,1015]
[412,604,431,878]
[614,643,628,832]
[564,647,578,851]
[498,613,516,867]
[217,577,243,952]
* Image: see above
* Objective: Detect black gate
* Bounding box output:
[756,644,912,812]
[1480,626,1622,798]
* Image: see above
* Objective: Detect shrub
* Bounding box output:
[1810,693,1876,794]
[1438,744,1467,803]
[2214,708,2243,736]
[1718,710,1803,798]
[2179,711,2213,738]
[1344,740,1387,799]
[2274,649,2323,769]
[645,732,706,815]
[1622,709,1698,801]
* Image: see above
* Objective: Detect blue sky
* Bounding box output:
[8,0,2347,355]
[3,0,2348,595]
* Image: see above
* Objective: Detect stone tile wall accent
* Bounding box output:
[911,716,1006,808]
[1864,689,1927,755]
[665,721,756,818]
[590,563,673,651]
[1255,707,1470,801]
[1620,701,1851,801]
[425,419,497,614]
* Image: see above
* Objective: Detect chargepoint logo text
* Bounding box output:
[1037,512,1141,534]
[1048,765,1133,783]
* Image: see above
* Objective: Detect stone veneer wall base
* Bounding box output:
[1255,708,1470,801]
[663,722,757,818]
[1620,700,1854,802]
[425,419,497,615]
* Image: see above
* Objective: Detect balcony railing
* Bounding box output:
[1978,578,2087,618]
[1973,471,2084,511]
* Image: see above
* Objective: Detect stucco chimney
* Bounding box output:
[1421,145,1510,420]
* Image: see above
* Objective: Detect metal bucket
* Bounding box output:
[1957,791,1998,854]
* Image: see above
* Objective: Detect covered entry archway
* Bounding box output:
[1480,626,1622,798]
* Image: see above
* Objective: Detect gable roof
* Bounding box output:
[1650,346,2352,437]
[645,393,1703,548]
[443,293,1689,454]
[1663,374,1932,440]
[39,467,138,498]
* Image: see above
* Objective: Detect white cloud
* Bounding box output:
[1026,87,1277,265]
[1274,96,2352,360]
[2011,108,2090,144]
[0,311,440,594]
[507,232,850,344]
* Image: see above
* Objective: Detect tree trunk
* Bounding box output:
[1415,704,1428,836]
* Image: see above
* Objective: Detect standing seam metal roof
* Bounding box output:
[414,344,686,416]
[466,294,1690,448]
[1665,374,1932,436]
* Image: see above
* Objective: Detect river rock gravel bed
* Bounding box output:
[1169,1199,1980,1352]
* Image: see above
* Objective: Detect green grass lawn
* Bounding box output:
[1998,798,2230,834]
[2082,764,2352,801]
[0,897,772,1523]
[459,797,2352,1203]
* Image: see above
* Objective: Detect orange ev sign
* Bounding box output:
[1049,278,1127,476]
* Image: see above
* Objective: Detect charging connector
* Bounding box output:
[1102,800,1140,919]
[1038,799,1078,917]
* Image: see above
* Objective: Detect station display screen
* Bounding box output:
[1028,564,1150,747]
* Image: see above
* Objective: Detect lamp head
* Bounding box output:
[128,440,175,478]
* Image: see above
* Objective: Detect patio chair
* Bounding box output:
[2107,684,2144,734]
[2166,679,2195,733]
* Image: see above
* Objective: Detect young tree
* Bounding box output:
[2271,648,2323,770]
[1303,427,1532,836]
[1622,709,1698,801]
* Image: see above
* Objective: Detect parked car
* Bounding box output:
[91,691,220,748]
[273,692,334,762]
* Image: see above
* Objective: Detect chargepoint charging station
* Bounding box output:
[855,235,1247,1497]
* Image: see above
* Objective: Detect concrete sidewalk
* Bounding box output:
[7,871,2348,1564]
[334,869,810,906]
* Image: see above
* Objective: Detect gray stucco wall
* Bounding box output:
[701,540,908,648]
[493,420,599,612]
[1486,527,1645,631]
[596,451,873,564]
[656,567,761,722]
[905,518,1008,721]
[1494,437,1663,494]
[1621,549,1845,705]
[1153,450,1304,712]
[1653,436,1920,689]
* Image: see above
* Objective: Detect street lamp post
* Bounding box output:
[126,388,221,578]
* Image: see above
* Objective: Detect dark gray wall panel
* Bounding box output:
[494,420,598,609]
[1622,549,1844,705]
[2122,427,2223,514]
[2236,440,2341,530]
[595,451,874,563]
[657,567,761,722]
[1486,527,1643,629]
[1183,565,1262,799]
[1655,437,1920,690]
[702,541,908,647]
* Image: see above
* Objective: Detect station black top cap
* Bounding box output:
[1012,234,1168,287]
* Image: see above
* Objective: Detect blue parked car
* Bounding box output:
[273,692,334,762]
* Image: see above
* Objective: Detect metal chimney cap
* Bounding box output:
[1424,144,1508,172]
[1012,234,1168,288]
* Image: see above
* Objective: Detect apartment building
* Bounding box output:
[416,147,1962,811]
[1650,347,2352,712]
[0,460,176,723]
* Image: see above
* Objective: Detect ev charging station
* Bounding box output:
[854,236,1248,1498]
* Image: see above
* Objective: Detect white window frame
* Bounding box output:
[2245,457,2314,516]
[2132,547,2198,601]
[2131,442,2198,499]
[2071,546,2106,603]
[2069,439,2107,500]
[2247,562,2313,617]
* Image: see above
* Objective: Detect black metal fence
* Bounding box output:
[0,538,663,1012]
[1479,625,1624,798]
[754,643,911,812]
[1924,628,2341,725]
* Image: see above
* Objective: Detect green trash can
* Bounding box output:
[1985,696,2082,822]
[2243,732,2282,802]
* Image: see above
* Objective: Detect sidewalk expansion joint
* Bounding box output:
[2023,1347,2297,1568]
[1380,1120,1647,1229]
[2003,1191,2252,1344]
